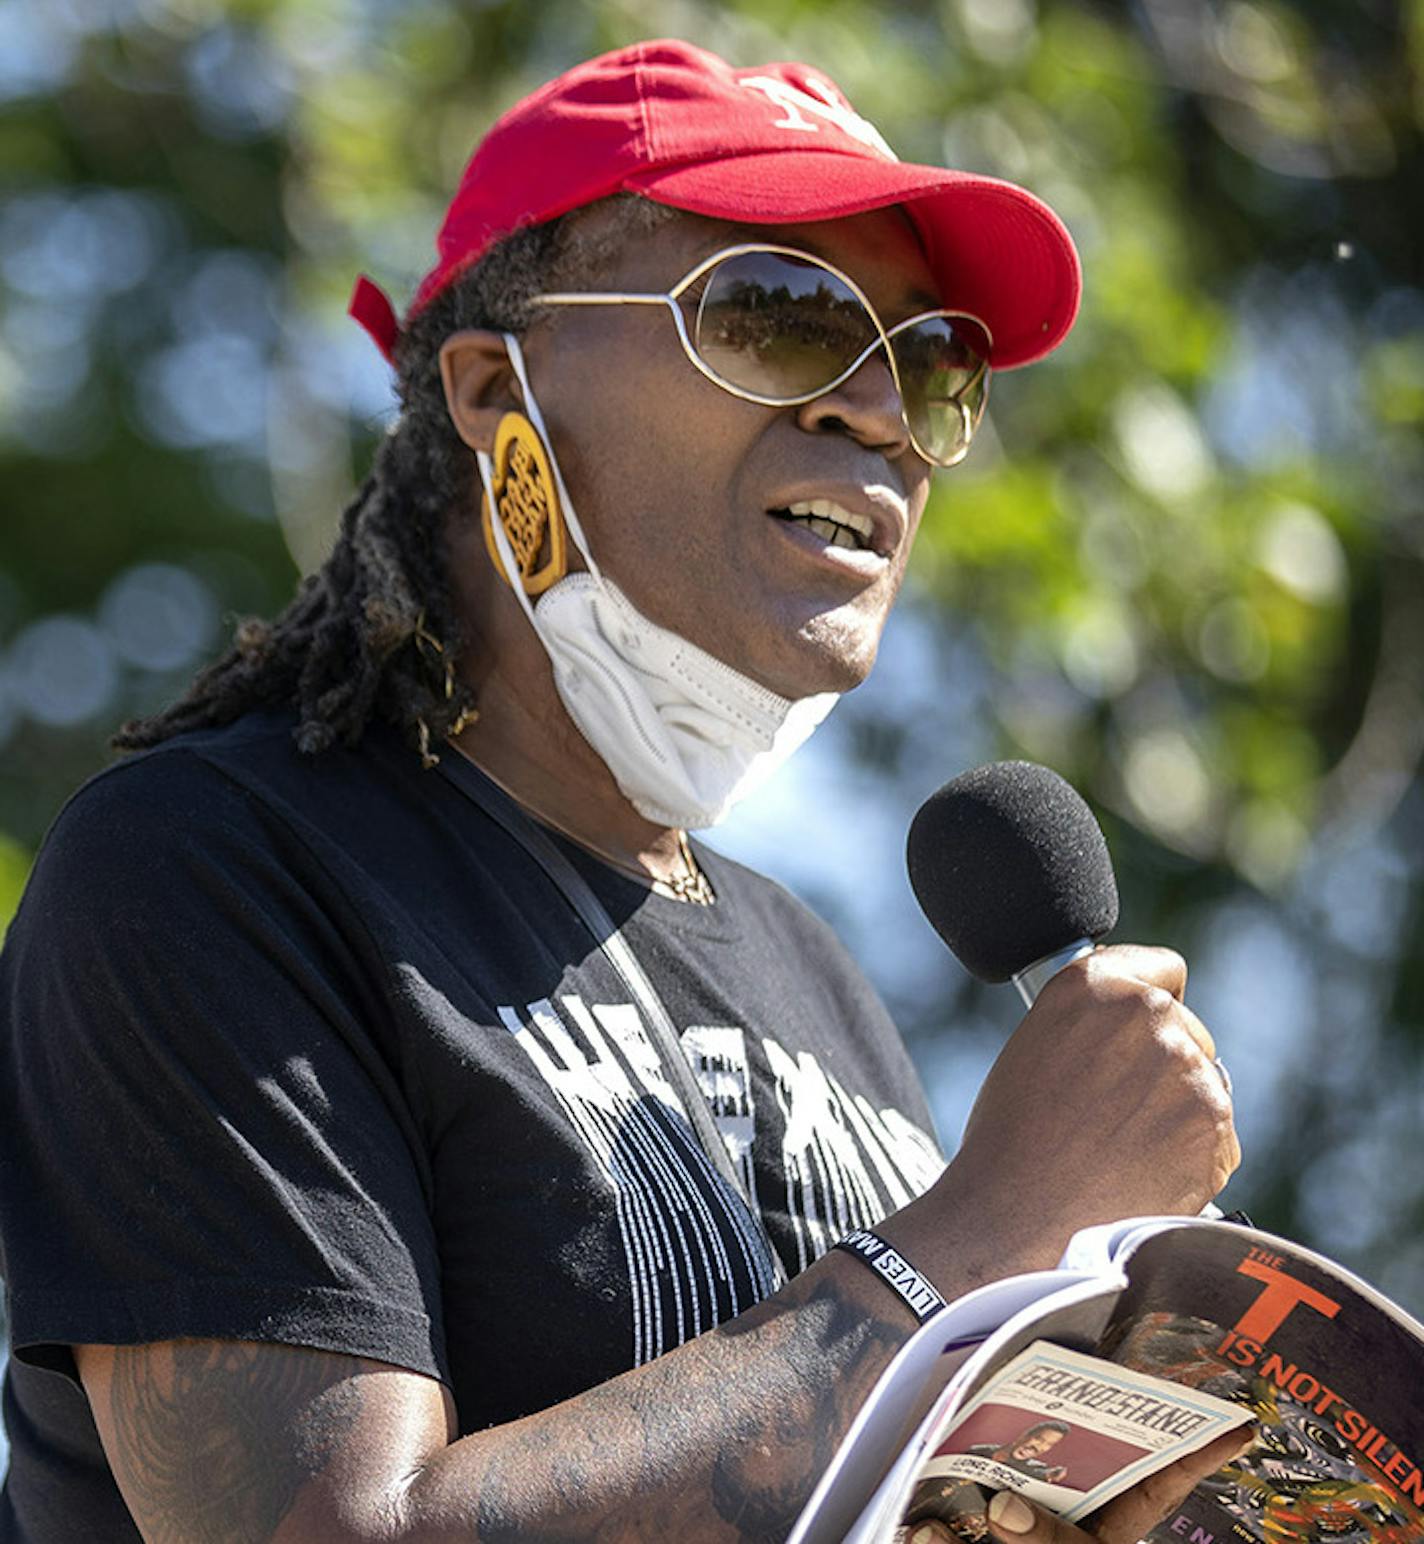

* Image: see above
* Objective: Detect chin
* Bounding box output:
[761,625,879,699]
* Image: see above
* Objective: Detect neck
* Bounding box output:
[452,678,692,884]
[447,528,691,888]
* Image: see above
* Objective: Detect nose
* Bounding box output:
[795,352,912,461]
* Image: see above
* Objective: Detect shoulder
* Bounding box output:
[20,717,308,898]
[691,842,919,1061]
[11,740,249,939]
[9,713,426,954]
[7,714,570,987]
[40,712,305,833]
[33,711,429,870]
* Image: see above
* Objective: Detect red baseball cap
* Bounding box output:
[350,39,1081,371]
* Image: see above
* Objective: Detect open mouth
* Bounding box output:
[768,498,877,553]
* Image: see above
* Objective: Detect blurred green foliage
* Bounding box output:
[1,0,1422,1304]
[0,832,26,939]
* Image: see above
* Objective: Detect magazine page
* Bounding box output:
[786,1270,1102,1544]
[1097,1221,1424,1544]
[896,1339,1250,1540]
[844,1278,1130,1544]
[796,1216,1424,1544]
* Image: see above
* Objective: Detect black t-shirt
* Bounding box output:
[0,712,943,1540]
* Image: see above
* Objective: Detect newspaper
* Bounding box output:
[789,1218,1424,1544]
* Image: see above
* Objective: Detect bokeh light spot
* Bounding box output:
[1256,502,1347,603]
[7,616,119,728]
[99,564,218,672]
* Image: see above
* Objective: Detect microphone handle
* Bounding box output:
[1011,938,1095,1008]
[1009,936,1227,1222]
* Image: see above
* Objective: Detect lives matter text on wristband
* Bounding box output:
[833,1228,947,1323]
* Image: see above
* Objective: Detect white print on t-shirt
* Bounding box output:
[761,1037,946,1273]
[683,1027,942,1275]
[501,997,943,1360]
[498,994,780,1366]
[681,1025,761,1208]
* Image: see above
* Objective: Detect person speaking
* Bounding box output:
[0,39,1239,1543]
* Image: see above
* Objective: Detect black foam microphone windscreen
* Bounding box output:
[906,761,1120,983]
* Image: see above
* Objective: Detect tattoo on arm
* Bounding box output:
[101,1274,907,1542]
[105,1340,364,1544]
[466,1275,907,1544]
[707,1279,907,1542]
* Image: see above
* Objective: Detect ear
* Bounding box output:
[438,329,521,454]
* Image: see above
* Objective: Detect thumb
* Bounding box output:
[985,1490,1073,1544]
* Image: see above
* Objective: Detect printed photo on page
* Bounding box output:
[895,1340,1251,1540]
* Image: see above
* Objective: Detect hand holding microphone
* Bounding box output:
[907,762,1240,1238]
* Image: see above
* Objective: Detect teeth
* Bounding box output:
[783,498,876,549]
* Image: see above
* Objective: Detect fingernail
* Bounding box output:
[989,1492,1035,1534]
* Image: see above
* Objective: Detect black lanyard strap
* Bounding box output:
[435,751,782,1280]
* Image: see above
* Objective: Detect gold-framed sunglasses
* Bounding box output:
[534,242,992,468]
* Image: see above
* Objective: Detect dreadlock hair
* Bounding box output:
[114,193,680,768]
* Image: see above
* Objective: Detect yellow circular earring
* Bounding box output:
[480,411,569,596]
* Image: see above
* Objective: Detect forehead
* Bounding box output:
[607,204,943,317]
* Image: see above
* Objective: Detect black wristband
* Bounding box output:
[833,1228,947,1323]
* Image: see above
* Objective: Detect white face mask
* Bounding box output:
[475,335,838,831]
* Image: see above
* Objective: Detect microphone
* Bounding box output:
[908,761,1240,1222]
[906,760,1119,1008]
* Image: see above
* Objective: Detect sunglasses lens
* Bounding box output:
[892,315,991,465]
[693,248,991,467]
[695,252,878,400]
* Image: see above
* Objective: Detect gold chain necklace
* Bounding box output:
[562,826,715,906]
[662,831,716,906]
[560,823,716,906]
[537,827,710,907]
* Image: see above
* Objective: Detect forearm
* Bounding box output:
[398,1254,911,1542]
[81,1162,1115,1543]
[399,1180,1067,1543]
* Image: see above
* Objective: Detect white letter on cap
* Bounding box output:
[736,75,898,160]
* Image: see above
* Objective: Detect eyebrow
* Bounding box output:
[902,283,944,315]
